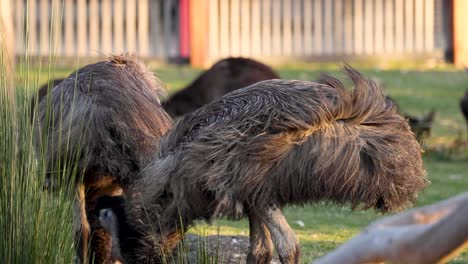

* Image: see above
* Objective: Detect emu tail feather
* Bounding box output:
[270,66,428,211]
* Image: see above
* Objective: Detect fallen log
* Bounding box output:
[315,192,468,264]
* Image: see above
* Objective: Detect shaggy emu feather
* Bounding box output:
[162,57,279,117]
[97,67,428,264]
[32,55,173,263]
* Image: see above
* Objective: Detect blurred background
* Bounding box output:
[3,0,466,67]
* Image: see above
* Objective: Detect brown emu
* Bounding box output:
[162,57,280,117]
[96,67,428,264]
[32,55,173,263]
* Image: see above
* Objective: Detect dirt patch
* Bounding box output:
[177,234,281,263]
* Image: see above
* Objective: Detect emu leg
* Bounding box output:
[246,211,274,264]
[264,207,300,264]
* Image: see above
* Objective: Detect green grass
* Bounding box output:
[13,62,468,263]
[1,72,77,262]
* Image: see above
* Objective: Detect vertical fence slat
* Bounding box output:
[77,0,87,55]
[14,0,24,54]
[240,0,250,56]
[219,0,229,56]
[272,0,281,55]
[64,0,74,56]
[179,0,190,58]
[251,0,261,56]
[261,0,272,56]
[405,0,414,52]
[384,0,394,53]
[354,0,363,54]
[323,0,332,54]
[414,0,424,52]
[424,0,434,51]
[101,0,112,53]
[395,0,404,52]
[27,0,37,55]
[230,0,240,56]
[127,0,137,53]
[209,0,219,59]
[292,0,302,55]
[51,0,61,55]
[283,0,292,55]
[374,0,384,54]
[149,0,162,56]
[113,0,124,53]
[39,0,49,55]
[164,0,173,57]
[364,0,374,54]
[89,0,99,54]
[138,0,149,56]
[334,0,343,54]
[303,0,312,55]
[344,0,353,54]
[312,0,322,54]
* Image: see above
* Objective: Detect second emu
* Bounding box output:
[162,57,280,117]
[96,67,428,264]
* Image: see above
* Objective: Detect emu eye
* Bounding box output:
[99,208,112,219]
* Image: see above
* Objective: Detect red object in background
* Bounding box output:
[179,0,190,58]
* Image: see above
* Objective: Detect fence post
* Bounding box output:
[0,0,15,94]
[179,0,190,59]
[454,0,468,66]
[189,0,209,68]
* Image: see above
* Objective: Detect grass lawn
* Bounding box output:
[26,62,468,263]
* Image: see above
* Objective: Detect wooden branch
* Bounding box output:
[315,192,468,264]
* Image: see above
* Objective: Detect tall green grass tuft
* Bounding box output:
[0,54,81,262]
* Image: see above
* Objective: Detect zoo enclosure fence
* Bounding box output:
[10,0,453,67]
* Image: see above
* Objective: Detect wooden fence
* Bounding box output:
[12,0,180,59]
[198,0,450,66]
[9,0,453,66]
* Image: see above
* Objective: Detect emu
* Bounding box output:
[32,55,173,263]
[162,57,280,117]
[95,67,428,264]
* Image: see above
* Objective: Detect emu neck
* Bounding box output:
[109,219,124,262]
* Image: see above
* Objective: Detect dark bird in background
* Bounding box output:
[384,95,436,142]
[162,57,280,117]
[405,110,436,141]
[461,89,468,135]
[32,55,173,264]
[95,66,427,264]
